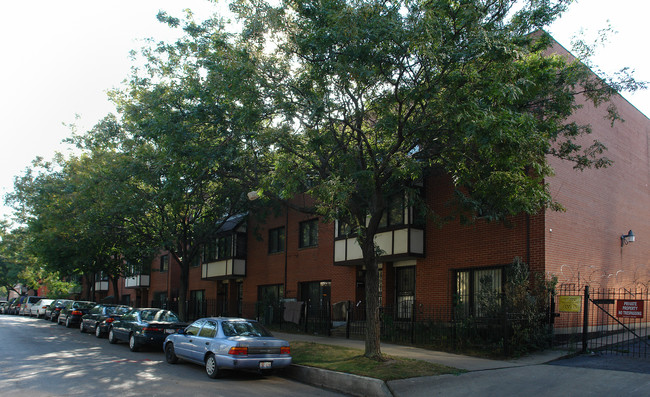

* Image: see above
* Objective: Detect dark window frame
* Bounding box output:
[268,227,286,254]
[299,219,319,248]
[160,255,169,272]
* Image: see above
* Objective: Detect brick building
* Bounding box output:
[81,37,650,326]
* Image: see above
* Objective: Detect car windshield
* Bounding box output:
[222,321,272,337]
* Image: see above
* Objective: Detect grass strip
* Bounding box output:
[290,341,465,381]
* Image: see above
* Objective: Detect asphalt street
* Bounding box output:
[0,315,343,397]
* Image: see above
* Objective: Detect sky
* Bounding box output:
[0,0,648,220]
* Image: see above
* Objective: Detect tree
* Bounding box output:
[7,142,154,301]
[91,10,272,320]
[232,0,643,359]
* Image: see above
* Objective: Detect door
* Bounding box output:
[175,320,204,361]
[189,320,218,362]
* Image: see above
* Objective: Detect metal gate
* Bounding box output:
[554,285,650,358]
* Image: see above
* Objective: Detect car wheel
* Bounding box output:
[108,328,118,344]
[205,354,220,379]
[65,317,72,328]
[165,343,178,364]
[95,325,103,338]
[80,321,86,333]
[129,334,139,352]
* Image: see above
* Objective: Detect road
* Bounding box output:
[0,315,343,397]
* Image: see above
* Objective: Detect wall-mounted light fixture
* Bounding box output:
[621,230,635,247]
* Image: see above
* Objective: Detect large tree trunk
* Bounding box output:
[173,251,189,322]
[361,237,383,360]
[110,275,120,304]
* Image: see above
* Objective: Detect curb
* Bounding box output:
[282,364,393,397]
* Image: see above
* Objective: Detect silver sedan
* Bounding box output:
[163,317,292,378]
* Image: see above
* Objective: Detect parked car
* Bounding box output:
[80,304,132,337]
[3,298,17,314]
[29,299,55,318]
[8,296,27,315]
[45,299,72,322]
[163,317,292,378]
[20,296,45,316]
[108,308,186,352]
[0,301,8,314]
[57,300,95,328]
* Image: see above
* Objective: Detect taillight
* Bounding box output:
[55,308,62,311]
[228,347,248,356]
[105,318,115,323]
[281,346,291,355]
[142,327,162,332]
[71,310,83,316]
[42,306,48,309]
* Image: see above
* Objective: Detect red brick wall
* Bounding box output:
[416,174,546,308]
[545,91,650,289]
[244,196,357,309]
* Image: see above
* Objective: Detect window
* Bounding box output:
[379,194,405,228]
[95,272,109,282]
[396,266,415,319]
[299,219,319,248]
[216,235,232,259]
[455,267,503,317]
[191,253,201,267]
[337,221,352,238]
[185,320,204,336]
[268,227,285,254]
[160,255,169,272]
[205,235,233,261]
[199,321,217,338]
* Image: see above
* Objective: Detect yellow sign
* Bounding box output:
[558,296,582,312]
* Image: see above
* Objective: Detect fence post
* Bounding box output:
[410,300,416,345]
[582,285,590,353]
[345,300,351,339]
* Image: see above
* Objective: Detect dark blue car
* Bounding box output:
[108,308,186,352]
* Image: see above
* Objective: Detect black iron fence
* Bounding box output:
[151,297,553,356]
[553,285,650,358]
[148,286,650,358]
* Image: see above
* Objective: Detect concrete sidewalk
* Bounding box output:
[275,331,574,396]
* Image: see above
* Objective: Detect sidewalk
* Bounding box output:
[275,331,573,396]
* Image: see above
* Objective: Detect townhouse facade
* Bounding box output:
[83,38,650,329]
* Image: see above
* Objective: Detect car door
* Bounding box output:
[59,301,72,323]
[114,311,137,340]
[174,320,204,362]
[189,320,218,362]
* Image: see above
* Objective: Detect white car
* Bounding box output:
[30,299,54,318]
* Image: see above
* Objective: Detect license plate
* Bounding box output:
[165,329,176,334]
[259,361,272,369]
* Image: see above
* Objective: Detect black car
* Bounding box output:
[108,308,186,352]
[57,301,95,328]
[45,299,72,322]
[80,304,132,337]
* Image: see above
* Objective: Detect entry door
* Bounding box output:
[396,266,415,319]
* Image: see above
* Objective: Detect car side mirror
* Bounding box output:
[177,329,186,335]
